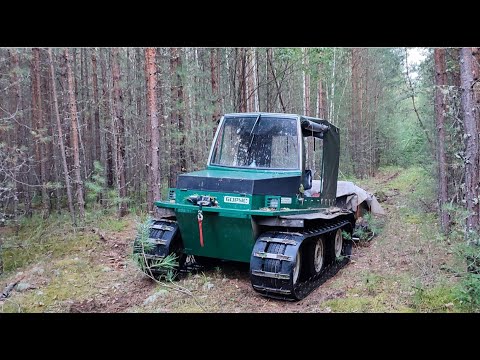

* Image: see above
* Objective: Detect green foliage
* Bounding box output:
[455,273,480,308]
[451,241,480,309]
[342,231,351,241]
[97,217,128,232]
[353,226,371,242]
[133,217,155,253]
[131,217,178,281]
[364,212,383,235]
[442,203,468,242]
[85,161,106,206]
[387,166,436,216]
[103,188,130,209]
[372,49,434,170]
[350,212,384,245]
[363,272,384,295]
[412,283,459,312]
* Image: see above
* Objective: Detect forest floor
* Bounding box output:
[0,166,474,313]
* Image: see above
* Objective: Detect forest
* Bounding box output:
[0,47,479,313]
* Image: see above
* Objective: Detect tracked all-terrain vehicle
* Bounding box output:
[135,112,360,301]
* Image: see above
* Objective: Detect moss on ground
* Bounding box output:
[2,230,97,273]
[1,257,104,313]
[411,284,462,313]
[97,217,129,232]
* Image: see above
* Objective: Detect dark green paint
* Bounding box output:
[176,211,255,262]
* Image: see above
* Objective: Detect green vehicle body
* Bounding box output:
[154,112,341,263]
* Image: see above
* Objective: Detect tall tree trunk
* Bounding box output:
[302,48,310,116]
[111,48,128,217]
[472,47,480,222]
[145,47,161,212]
[76,49,88,182]
[237,48,248,112]
[316,60,326,119]
[82,48,94,174]
[91,49,102,168]
[249,52,254,112]
[135,47,145,201]
[351,48,359,176]
[210,48,221,133]
[360,48,367,179]
[31,48,50,218]
[245,48,258,112]
[253,48,259,112]
[329,47,337,120]
[8,50,23,231]
[45,63,62,212]
[176,49,186,173]
[145,49,153,211]
[48,48,76,224]
[65,48,85,219]
[267,49,286,112]
[100,48,114,189]
[169,48,179,187]
[43,60,55,209]
[266,48,274,112]
[302,48,313,171]
[13,51,33,217]
[156,49,167,192]
[169,48,186,185]
[459,48,479,232]
[434,48,450,233]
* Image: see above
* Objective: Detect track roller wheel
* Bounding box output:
[292,250,302,285]
[338,228,353,258]
[334,229,343,257]
[307,236,325,276]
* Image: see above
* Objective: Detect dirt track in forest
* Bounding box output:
[0,167,459,313]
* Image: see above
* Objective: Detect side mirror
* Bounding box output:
[303,169,312,190]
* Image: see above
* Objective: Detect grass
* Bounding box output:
[0,210,140,313]
[96,217,129,232]
[323,270,416,312]
[411,283,461,313]
[322,295,409,313]
[388,166,428,192]
[1,257,104,313]
[1,213,99,273]
[0,207,138,275]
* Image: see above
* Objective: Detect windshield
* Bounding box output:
[210,116,300,169]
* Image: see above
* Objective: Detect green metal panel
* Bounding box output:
[176,210,255,263]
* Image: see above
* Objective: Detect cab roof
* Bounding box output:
[222,112,339,133]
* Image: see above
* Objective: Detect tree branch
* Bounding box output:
[267,51,286,112]
[404,48,433,146]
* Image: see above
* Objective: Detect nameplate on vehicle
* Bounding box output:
[224,196,250,205]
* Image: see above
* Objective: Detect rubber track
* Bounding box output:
[133,219,179,276]
[250,218,353,301]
